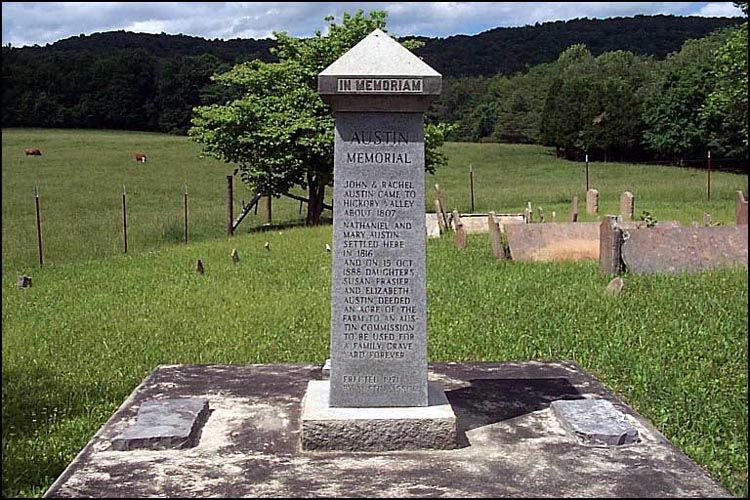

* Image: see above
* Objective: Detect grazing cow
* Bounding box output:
[25,148,42,156]
[135,152,148,163]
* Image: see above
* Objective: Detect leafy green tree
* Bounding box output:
[700,21,748,158]
[641,30,729,160]
[581,51,649,160]
[156,55,229,134]
[540,44,595,157]
[189,10,451,225]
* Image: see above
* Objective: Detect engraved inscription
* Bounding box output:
[331,112,427,407]
[338,78,423,93]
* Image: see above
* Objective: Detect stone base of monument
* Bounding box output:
[43,362,732,498]
[300,380,457,451]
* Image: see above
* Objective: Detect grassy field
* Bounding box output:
[2,129,748,497]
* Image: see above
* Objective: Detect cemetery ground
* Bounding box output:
[2,128,748,497]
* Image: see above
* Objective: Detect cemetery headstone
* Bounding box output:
[587,189,599,215]
[599,216,622,274]
[434,184,449,230]
[488,212,505,259]
[619,191,634,221]
[454,210,467,249]
[434,200,446,233]
[569,195,579,222]
[303,27,456,451]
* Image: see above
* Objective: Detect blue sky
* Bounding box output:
[2,2,744,48]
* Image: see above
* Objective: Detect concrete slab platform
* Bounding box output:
[301,381,457,451]
[43,361,731,498]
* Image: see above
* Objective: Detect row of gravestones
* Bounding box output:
[451,190,748,275]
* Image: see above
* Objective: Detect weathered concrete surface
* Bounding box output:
[110,398,210,451]
[450,213,524,234]
[44,362,731,498]
[506,222,600,262]
[621,225,748,274]
[301,381,456,451]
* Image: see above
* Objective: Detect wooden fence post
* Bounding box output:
[122,185,128,253]
[706,151,711,202]
[469,165,475,213]
[184,185,189,244]
[226,175,233,236]
[35,185,43,266]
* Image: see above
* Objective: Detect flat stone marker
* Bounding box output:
[621,225,748,274]
[551,398,638,446]
[110,398,209,451]
[449,213,524,234]
[505,222,600,262]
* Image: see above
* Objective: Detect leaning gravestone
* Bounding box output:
[302,28,456,451]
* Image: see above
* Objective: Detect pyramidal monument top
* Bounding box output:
[319,28,441,78]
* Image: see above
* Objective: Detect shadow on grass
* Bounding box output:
[242,217,333,234]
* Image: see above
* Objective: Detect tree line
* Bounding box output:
[431,16,748,165]
[2,13,743,137]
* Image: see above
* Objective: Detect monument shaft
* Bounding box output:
[330,112,428,407]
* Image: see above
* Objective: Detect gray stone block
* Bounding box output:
[551,398,638,446]
[111,398,209,451]
[301,380,456,451]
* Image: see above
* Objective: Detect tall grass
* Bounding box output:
[2,129,748,497]
[3,130,747,274]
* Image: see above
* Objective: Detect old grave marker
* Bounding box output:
[587,189,599,215]
[620,191,634,221]
[302,28,456,451]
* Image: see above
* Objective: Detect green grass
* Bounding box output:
[434,142,747,224]
[2,129,748,497]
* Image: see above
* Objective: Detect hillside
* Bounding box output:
[8,14,743,77]
[412,14,743,77]
[1,14,744,134]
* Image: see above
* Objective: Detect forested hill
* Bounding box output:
[2,14,745,135]
[27,30,278,65]
[411,14,743,77]
[10,14,743,77]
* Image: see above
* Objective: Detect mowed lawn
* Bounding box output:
[2,128,748,497]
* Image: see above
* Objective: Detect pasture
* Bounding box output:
[2,129,748,497]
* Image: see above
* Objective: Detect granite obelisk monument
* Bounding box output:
[301,28,456,451]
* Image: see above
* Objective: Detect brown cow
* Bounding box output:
[25,148,42,156]
[135,152,148,163]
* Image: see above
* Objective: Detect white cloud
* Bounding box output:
[696,2,745,17]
